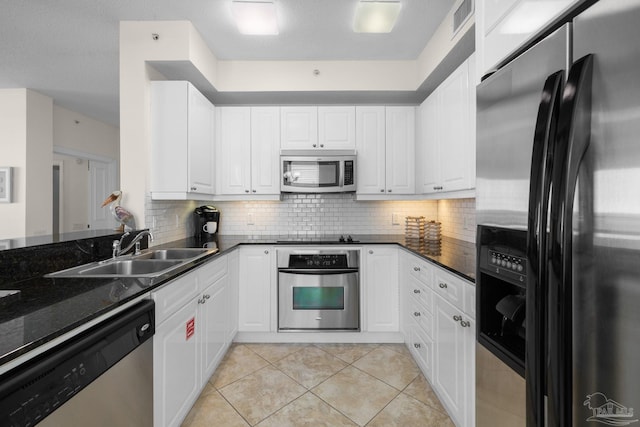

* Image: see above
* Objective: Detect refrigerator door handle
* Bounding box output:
[548,53,594,427]
[525,70,564,427]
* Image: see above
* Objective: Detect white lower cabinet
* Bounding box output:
[153,297,200,427]
[401,250,475,427]
[363,246,399,332]
[238,246,273,332]
[152,254,234,427]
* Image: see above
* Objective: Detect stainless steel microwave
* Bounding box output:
[280,150,356,193]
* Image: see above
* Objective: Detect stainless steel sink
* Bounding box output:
[134,248,211,260]
[46,247,218,279]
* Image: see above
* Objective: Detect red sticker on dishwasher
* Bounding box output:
[186,317,195,340]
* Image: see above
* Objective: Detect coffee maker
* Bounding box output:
[193,205,220,239]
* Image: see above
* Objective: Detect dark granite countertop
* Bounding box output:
[0,233,475,370]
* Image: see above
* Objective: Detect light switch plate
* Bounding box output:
[392,212,401,225]
[247,212,254,225]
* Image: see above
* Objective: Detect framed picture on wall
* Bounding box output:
[0,167,12,203]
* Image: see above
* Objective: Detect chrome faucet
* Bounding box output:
[112,230,154,258]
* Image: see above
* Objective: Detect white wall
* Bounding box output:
[53,105,119,160]
[0,89,53,239]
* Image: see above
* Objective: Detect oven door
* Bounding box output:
[278,269,359,331]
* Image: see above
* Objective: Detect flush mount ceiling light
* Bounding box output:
[353,1,402,33]
[231,1,279,35]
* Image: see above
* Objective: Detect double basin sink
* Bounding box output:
[46,248,218,279]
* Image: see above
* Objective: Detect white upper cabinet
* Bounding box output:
[150,81,215,200]
[355,106,386,194]
[417,54,475,195]
[216,106,280,196]
[318,106,356,149]
[476,0,582,82]
[217,106,251,195]
[356,106,415,196]
[385,106,416,194]
[281,106,355,150]
[280,106,318,149]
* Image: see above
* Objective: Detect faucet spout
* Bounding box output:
[113,230,154,258]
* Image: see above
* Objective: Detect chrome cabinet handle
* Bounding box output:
[413,289,420,294]
[245,189,250,193]
[388,189,392,192]
[413,266,420,271]
[453,315,462,322]
[414,343,421,349]
[264,250,269,254]
[312,144,317,148]
[439,282,447,289]
[252,189,256,193]
[320,144,324,148]
[204,294,210,299]
[460,320,470,328]
[369,250,373,254]
[413,312,421,317]
[380,189,385,192]
[198,298,206,304]
[190,186,197,191]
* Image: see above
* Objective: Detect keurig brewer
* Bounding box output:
[194,205,220,238]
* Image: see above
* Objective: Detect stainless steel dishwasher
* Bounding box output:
[0,300,154,427]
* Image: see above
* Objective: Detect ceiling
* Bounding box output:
[0,0,452,127]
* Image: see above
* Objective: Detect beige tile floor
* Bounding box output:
[182,343,454,427]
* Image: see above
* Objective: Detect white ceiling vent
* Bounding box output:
[452,0,474,37]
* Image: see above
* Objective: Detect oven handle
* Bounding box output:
[278,268,359,275]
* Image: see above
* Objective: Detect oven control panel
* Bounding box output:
[289,254,349,269]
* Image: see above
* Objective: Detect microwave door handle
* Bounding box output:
[524,69,564,427]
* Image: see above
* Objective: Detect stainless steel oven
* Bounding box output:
[277,249,359,331]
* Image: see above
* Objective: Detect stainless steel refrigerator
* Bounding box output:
[476,0,640,425]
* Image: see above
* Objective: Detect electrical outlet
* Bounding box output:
[247,212,254,225]
[392,213,401,225]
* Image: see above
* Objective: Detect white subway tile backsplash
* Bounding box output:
[144,193,477,246]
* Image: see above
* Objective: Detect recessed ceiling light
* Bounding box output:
[231,1,279,35]
[353,1,402,33]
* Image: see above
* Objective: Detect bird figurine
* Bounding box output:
[101,190,136,232]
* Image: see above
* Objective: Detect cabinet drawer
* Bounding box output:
[408,296,433,338]
[409,323,433,380]
[196,255,227,291]
[153,272,198,324]
[406,254,432,286]
[407,274,433,314]
[433,268,465,312]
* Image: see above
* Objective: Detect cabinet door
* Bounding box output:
[238,246,272,332]
[280,107,318,149]
[417,94,441,194]
[217,107,251,195]
[433,296,467,427]
[200,276,228,382]
[187,84,215,195]
[227,250,239,341]
[438,61,471,192]
[251,107,281,194]
[318,106,356,149]
[153,298,200,427]
[364,246,399,332]
[355,106,386,195]
[385,107,415,194]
